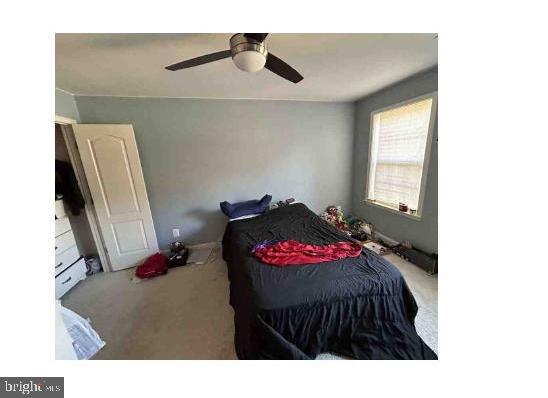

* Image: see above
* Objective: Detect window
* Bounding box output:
[366,93,436,218]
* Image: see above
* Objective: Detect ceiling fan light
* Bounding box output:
[232,51,266,73]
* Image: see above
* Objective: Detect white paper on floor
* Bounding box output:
[363,241,387,255]
[61,305,105,359]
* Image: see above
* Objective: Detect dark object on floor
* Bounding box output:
[170,241,185,253]
[222,203,437,360]
[351,231,369,241]
[399,202,408,212]
[55,160,85,215]
[135,253,168,279]
[167,241,189,268]
[393,245,438,275]
[346,215,373,241]
[167,248,189,268]
[84,255,103,275]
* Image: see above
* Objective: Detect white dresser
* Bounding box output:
[55,207,87,299]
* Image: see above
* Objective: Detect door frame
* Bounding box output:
[55,115,113,272]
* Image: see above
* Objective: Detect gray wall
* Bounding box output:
[75,97,355,249]
[352,67,438,253]
[55,89,80,121]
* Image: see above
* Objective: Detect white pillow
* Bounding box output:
[229,201,301,221]
[229,213,262,222]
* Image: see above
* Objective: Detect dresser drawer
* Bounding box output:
[55,245,80,276]
[55,199,67,219]
[55,217,71,237]
[55,230,76,256]
[55,258,87,299]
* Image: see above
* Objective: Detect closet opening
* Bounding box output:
[55,117,111,300]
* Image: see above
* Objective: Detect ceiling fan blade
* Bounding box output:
[165,49,232,71]
[264,53,304,83]
[244,33,269,43]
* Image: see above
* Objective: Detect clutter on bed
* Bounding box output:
[251,239,362,266]
[269,197,296,210]
[220,194,272,219]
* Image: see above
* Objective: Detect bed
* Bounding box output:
[222,203,437,360]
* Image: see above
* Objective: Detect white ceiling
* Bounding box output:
[56,33,437,102]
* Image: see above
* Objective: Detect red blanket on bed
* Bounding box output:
[252,240,362,266]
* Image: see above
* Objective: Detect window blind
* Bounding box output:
[367,97,433,211]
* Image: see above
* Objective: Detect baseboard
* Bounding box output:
[160,241,221,256]
[373,231,399,246]
[188,241,221,250]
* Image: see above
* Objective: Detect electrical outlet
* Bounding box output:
[172,228,180,238]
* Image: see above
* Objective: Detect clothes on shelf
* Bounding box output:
[55,160,85,216]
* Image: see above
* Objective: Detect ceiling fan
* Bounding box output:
[165,33,304,84]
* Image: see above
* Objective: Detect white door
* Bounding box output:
[72,124,159,271]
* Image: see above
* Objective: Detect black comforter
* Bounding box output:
[222,203,437,360]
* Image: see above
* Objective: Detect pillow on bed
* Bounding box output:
[220,194,272,219]
[229,213,262,222]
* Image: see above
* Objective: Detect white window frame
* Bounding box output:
[364,92,437,221]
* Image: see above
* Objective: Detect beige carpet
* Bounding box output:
[62,249,437,359]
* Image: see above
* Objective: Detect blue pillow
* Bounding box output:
[220,194,272,219]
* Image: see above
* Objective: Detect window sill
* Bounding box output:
[364,200,422,221]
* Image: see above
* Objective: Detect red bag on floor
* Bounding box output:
[135,253,168,279]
